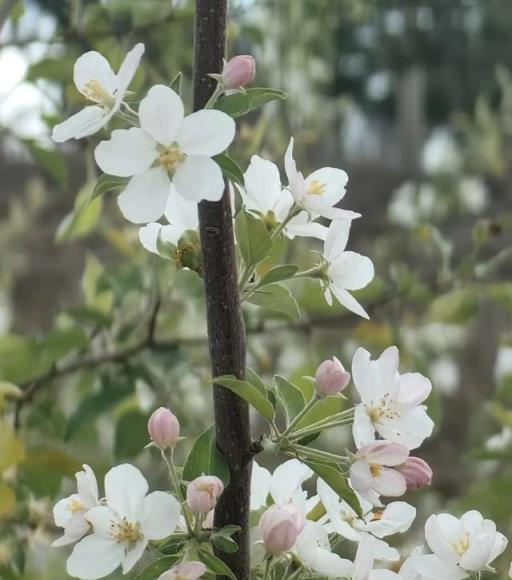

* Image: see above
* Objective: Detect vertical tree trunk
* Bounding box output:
[193,1,252,578]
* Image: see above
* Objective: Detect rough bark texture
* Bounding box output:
[193,1,252,578]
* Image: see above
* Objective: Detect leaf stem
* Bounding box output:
[161,449,194,535]
[280,394,319,438]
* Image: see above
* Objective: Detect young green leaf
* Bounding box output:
[213,153,245,186]
[304,461,362,517]
[89,174,129,205]
[273,375,305,424]
[247,283,300,320]
[182,424,230,486]
[245,367,267,395]
[132,555,182,580]
[214,87,288,118]
[234,210,273,270]
[256,265,299,289]
[212,376,275,422]
[197,547,237,580]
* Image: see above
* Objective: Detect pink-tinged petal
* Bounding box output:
[372,468,406,497]
[330,285,370,319]
[324,220,351,262]
[122,539,148,574]
[304,167,348,206]
[74,51,117,96]
[115,43,145,94]
[105,464,148,522]
[177,109,235,156]
[139,85,184,145]
[330,251,375,290]
[142,491,181,540]
[67,535,124,580]
[52,106,108,142]
[173,155,224,202]
[425,514,464,565]
[459,532,494,571]
[357,441,409,466]
[399,372,432,406]
[94,127,157,177]
[118,168,170,224]
[353,404,376,448]
[414,554,469,580]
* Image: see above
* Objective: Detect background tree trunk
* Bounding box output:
[193,1,252,578]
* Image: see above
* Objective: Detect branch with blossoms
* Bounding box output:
[46,11,511,580]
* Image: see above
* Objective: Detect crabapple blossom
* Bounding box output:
[52,44,144,142]
[147,407,180,449]
[315,356,351,395]
[349,441,410,506]
[423,510,507,574]
[66,464,180,579]
[399,457,433,490]
[94,84,235,223]
[52,464,99,547]
[352,533,402,580]
[259,503,305,554]
[321,220,374,318]
[157,561,207,580]
[220,55,256,89]
[239,155,328,240]
[284,137,361,221]
[186,475,224,513]
[352,346,434,450]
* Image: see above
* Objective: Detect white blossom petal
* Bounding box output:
[250,462,272,510]
[330,285,370,319]
[173,155,224,202]
[139,85,184,145]
[353,404,376,448]
[115,43,145,95]
[118,168,170,224]
[67,535,124,580]
[94,128,157,177]
[74,51,117,96]
[52,106,109,142]
[142,491,181,540]
[76,464,98,507]
[372,468,407,497]
[324,220,351,262]
[122,539,148,574]
[243,156,283,213]
[176,109,235,156]
[330,251,375,291]
[105,464,148,522]
[305,167,348,206]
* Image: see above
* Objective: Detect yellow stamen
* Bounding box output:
[452,533,470,556]
[159,144,186,172]
[68,498,85,514]
[306,180,326,196]
[368,393,401,423]
[370,464,382,477]
[110,517,143,544]
[82,80,115,107]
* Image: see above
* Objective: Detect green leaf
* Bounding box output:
[81,253,113,314]
[234,210,272,270]
[304,461,362,517]
[256,265,298,288]
[23,139,68,186]
[42,326,88,362]
[197,547,237,580]
[132,555,182,580]
[213,375,275,421]
[247,283,300,320]
[211,533,239,554]
[215,87,288,118]
[183,424,230,486]
[26,56,74,83]
[169,71,183,94]
[115,410,149,459]
[213,153,244,186]
[295,396,345,431]
[428,288,479,324]
[245,367,267,396]
[273,375,305,424]
[89,174,129,204]
[56,182,103,242]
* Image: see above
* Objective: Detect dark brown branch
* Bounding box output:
[193,1,252,578]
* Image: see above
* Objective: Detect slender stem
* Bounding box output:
[262,556,273,580]
[293,265,325,279]
[286,407,354,440]
[280,394,319,438]
[204,83,224,109]
[161,449,193,534]
[288,417,353,442]
[285,443,348,464]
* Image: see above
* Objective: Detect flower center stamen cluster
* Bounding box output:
[110,517,143,545]
[452,533,470,556]
[368,393,401,423]
[159,144,186,172]
[68,498,85,514]
[83,80,115,107]
[306,179,326,196]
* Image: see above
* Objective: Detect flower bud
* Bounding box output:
[221,55,256,89]
[148,407,180,449]
[186,475,224,513]
[400,457,432,490]
[157,561,206,580]
[259,504,305,554]
[314,356,351,396]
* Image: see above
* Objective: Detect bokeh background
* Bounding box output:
[1,0,512,578]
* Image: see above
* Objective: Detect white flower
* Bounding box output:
[139,186,199,254]
[66,464,181,579]
[52,44,144,142]
[349,441,409,507]
[52,464,99,547]
[284,137,360,221]
[250,459,314,513]
[294,520,353,578]
[352,533,402,580]
[94,84,235,223]
[240,155,328,240]
[318,478,415,546]
[400,547,467,580]
[322,220,374,318]
[352,346,434,450]
[423,511,507,575]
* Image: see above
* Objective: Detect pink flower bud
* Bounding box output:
[399,457,433,490]
[148,407,180,449]
[158,561,207,580]
[186,475,224,513]
[221,55,256,89]
[314,356,351,395]
[259,504,305,554]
